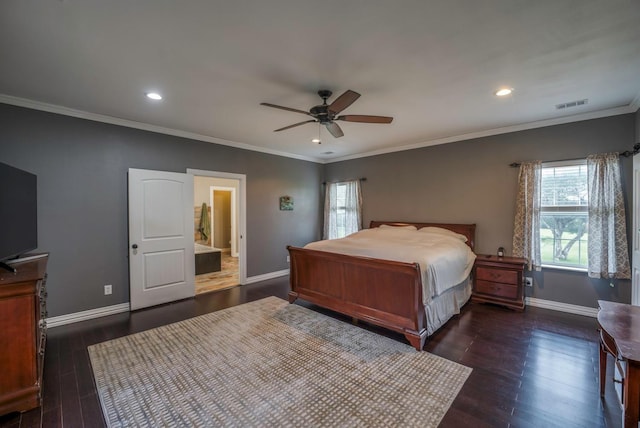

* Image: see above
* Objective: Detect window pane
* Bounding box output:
[540,213,588,267]
[541,164,587,207]
[336,184,346,237]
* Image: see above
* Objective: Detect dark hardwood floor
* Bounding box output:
[0,277,624,427]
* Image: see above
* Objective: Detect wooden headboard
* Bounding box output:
[369,221,476,251]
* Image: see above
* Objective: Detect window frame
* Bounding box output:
[324,180,362,240]
[539,159,588,271]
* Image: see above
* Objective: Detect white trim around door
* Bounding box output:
[188,168,247,285]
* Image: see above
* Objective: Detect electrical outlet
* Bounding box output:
[286,256,290,263]
[524,277,533,287]
[104,284,112,295]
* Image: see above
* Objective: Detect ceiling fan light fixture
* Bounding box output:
[495,88,513,97]
[261,89,393,138]
[312,122,321,144]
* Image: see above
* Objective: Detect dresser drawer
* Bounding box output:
[476,266,519,285]
[475,280,518,299]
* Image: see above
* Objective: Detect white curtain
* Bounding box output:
[323,180,362,240]
[512,161,542,271]
[587,153,630,279]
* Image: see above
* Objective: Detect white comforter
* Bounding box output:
[304,227,476,305]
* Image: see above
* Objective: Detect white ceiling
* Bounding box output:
[1,0,639,163]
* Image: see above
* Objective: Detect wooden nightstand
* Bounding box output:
[472,254,526,311]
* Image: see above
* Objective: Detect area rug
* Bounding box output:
[88,296,471,427]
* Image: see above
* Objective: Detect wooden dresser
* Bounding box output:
[472,254,526,311]
[0,255,48,416]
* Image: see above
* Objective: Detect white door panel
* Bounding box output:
[143,250,186,289]
[129,168,195,310]
[143,180,185,238]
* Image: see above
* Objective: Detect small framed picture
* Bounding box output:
[279,196,293,211]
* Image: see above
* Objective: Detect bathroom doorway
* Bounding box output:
[188,169,246,294]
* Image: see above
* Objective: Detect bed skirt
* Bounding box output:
[424,277,472,336]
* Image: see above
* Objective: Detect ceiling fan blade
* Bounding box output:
[274,119,316,132]
[325,122,344,138]
[337,115,393,124]
[260,102,312,116]
[328,90,361,114]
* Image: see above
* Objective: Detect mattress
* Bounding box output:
[304,226,476,305]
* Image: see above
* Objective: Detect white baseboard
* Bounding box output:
[525,297,598,318]
[45,287,595,328]
[46,303,130,328]
[245,269,289,284]
[45,270,290,328]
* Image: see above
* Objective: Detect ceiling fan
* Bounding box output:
[260,89,393,138]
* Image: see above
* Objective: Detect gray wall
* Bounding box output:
[636,107,640,143]
[0,103,323,317]
[1,101,636,316]
[324,114,636,308]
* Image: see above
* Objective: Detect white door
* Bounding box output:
[128,168,195,310]
[633,154,640,306]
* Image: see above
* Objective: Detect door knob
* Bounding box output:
[132,244,138,249]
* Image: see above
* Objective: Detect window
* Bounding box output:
[513,154,629,277]
[323,180,362,240]
[539,161,588,269]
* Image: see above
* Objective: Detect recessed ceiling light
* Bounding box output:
[146,92,163,101]
[495,88,513,97]
[311,138,321,144]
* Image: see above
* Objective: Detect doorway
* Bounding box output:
[211,186,237,255]
[188,169,246,295]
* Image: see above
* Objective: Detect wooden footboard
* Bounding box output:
[287,246,427,351]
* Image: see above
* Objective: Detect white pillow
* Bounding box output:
[418,226,468,242]
[378,224,418,231]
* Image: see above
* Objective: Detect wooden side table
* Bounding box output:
[472,254,526,311]
[598,300,640,428]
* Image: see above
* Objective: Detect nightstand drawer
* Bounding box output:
[476,266,518,285]
[475,280,518,299]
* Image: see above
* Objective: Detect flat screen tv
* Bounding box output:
[0,162,37,272]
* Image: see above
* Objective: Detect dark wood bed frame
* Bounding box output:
[287,221,476,351]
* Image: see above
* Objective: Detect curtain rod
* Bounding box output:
[322,177,367,185]
[509,143,640,168]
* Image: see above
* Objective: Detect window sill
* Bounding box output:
[540,264,587,273]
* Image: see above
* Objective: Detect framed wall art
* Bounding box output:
[279,196,293,211]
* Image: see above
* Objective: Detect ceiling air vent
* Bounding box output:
[556,99,588,110]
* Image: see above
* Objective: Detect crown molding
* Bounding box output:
[326,105,635,163]
[1,93,635,165]
[0,94,323,164]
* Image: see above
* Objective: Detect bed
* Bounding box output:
[287,221,476,351]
